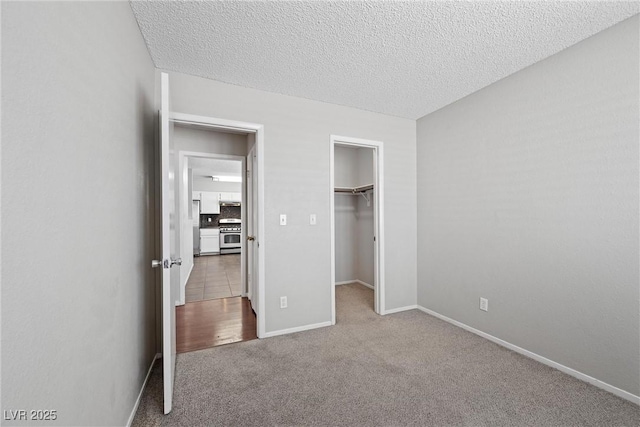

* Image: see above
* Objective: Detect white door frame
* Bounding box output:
[170,112,266,338]
[246,144,258,310]
[329,135,385,324]
[177,149,247,305]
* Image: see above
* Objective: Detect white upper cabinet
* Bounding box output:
[219,192,241,203]
[200,191,221,214]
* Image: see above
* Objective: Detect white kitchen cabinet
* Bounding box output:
[192,191,201,201]
[200,191,221,214]
[200,228,220,254]
[219,192,241,203]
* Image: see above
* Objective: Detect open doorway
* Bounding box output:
[170,118,263,352]
[330,135,385,324]
[185,156,244,303]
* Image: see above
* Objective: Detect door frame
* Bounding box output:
[170,112,266,338]
[329,135,385,324]
[177,149,247,305]
[246,144,258,308]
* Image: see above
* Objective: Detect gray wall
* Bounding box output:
[175,127,245,194]
[334,195,357,282]
[334,145,359,188]
[416,15,639,396]
[193,178,242,193]
[174,125,249,157]
[2,2,157,425]
[355,149,374,286]
[167,71,417,332]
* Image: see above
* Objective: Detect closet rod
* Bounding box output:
[334,184,373,205]
[333,184,374,194]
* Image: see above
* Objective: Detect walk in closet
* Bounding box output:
[333,145,375,291]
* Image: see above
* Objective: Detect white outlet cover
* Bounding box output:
[480,297,488,312]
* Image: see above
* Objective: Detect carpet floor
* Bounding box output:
[133,283,639,426]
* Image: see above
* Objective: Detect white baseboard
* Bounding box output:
[355,280,374,290]
[335,280,354,286]
[335,280,374,290]
[127,352,160,427]
[416,306,640,406]
[382,304,418,315]
[262,321,332,338]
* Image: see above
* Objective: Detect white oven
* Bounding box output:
[219,218,241,254]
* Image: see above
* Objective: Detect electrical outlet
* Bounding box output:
[280,214,287,226]
[207,218,212,222]
[310,214,317,225]
[480,297,488,312]
[280,296,288,309]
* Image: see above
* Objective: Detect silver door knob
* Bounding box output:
[170,258,182,267]
[151,259,163,268]
[247,236,255,241]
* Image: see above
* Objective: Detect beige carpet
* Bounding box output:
[133,283,639,426]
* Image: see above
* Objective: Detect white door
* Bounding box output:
[159,72,178,414]
[246,145,258,312]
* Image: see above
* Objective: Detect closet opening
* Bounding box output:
[329,135,385,324]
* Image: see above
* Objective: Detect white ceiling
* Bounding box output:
[130,1,639,119]
[189,157,241,178]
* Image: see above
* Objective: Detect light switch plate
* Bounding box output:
[310,214,317,225]
[280,214,287,226]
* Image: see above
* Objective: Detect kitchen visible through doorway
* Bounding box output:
[185,254,241,302]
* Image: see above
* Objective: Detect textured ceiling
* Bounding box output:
[131,1,639,119]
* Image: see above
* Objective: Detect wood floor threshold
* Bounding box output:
[176,296,257,353]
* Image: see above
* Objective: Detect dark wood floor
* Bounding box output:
[176,296,257,353]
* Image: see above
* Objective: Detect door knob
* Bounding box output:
[247,236,255,241]
[170,258,182,267]
[151,259,163,268]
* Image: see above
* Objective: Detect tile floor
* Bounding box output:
[185,254,242,302]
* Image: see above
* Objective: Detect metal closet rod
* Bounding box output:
[334,184,374,204]
[333,184,374,194]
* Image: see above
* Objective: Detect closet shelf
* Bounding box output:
[333,184,373,194]
[334,184,374,205]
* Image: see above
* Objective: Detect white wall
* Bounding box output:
[166,71,417,332]
[416,15,639,397]
[2,2,157,425]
